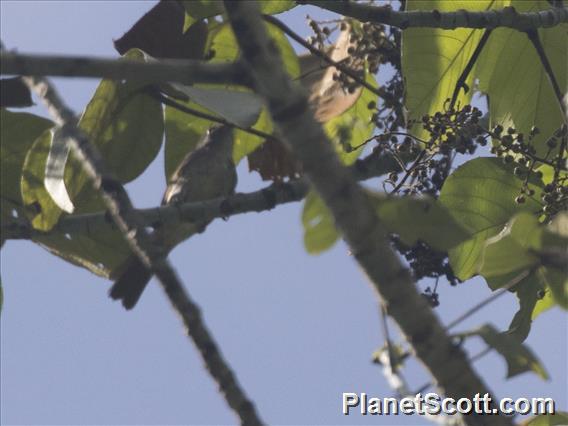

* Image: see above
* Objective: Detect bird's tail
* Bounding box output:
[109,256,152,310]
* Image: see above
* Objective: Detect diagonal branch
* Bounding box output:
[0,52,247,86]
[222,2,512,425]
[304,2,568,30]
[18,73,262,425]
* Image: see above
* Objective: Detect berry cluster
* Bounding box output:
[370,103,491,300]
[490,123,567,221]
[371,103,488,196]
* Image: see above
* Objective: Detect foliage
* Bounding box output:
[458,324,548,379]
[0,0,566,407]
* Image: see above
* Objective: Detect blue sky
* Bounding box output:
[1,1,566,424]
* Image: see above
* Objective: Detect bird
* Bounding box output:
[109,124,238,309]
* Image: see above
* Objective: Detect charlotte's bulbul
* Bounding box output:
[109,125,237,309]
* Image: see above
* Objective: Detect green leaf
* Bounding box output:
[169,84,263,128]
[439,157,543,280]
[505,273,544,342]
[19,50,163,275]
[461,324,548,379]
[233,108,273,164]
[475,0,567,157]
[20,130,134,277]
[181,1,224,22]
[524,412,568,426]
[64,49,163,213]
[480,213,542,278]
[325,70,378,165]
[371,194,470,251]
[1,110,53,223]
[480,212,568,313]
[302,191,340,254]
[164,100,213,179]
[402,0,496,140]
[402,1,566,156]
[531,284,555,319]
[182,0,295,21]
[33,229,131,280]
[171,20,299,165]
[208,22,299,79]
[20,129,65,231]
[260,1,296,14]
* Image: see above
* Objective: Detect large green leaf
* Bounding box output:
[63,49,164,213]
[402,0,566,155]
[372,194,470,251]
[460,324,548,379]
[475,0,567,157]
[402,0,498,140]
[1,110,53,227]
[480,212,567,316]
[19,129,132,276]
[439,157,544,280]
[479,213,543,278]
[18,49,163,277]
[302,191,471,255]
[33,229,131,280]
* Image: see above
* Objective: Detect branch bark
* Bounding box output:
[19,73,262,425]
[2,149,401,241]
[223,2,512,425]
[305,2,568,30]
[1,52,246,86]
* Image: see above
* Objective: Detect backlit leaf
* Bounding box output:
[439,157,544,280]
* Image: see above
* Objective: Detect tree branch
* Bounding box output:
[2,148,402,240]
[304,2,568,30]
[0,52,247,86]
[222,2,512,425]
[18,73,262,425]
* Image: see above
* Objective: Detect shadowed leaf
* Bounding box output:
[0,77,33,108]
[460,324,548,379]
[115,0,207,60]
